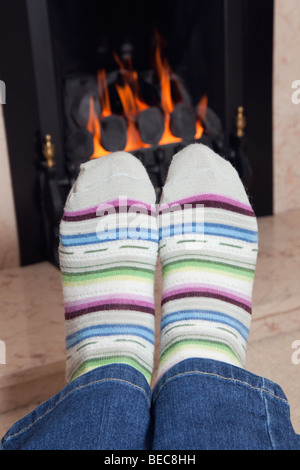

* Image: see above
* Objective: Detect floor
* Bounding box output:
[0,208,300,440]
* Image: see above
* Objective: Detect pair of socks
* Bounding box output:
[59,144,258,386]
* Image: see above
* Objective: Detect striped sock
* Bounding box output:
[59,152,158,385]
[156,143,258,381]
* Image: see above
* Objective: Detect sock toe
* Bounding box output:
[66,152,156,212]
[161,143,250,207]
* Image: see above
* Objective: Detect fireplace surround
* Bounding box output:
[0,0,274,266]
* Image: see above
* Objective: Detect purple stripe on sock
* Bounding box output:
[65,295,155,313]
[159,200,254,217]
[63,198,156,221]
[65,303,155,320]
[162,284,252,308]
[161,286,251,313]
[160,194,254,214]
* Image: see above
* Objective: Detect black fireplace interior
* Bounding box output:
[0,0,274,266]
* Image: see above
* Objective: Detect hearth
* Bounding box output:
[0,0,274,266]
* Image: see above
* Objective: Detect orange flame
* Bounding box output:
[154,43,182,145]
[87,96,110,159]
[98,69,112,118]
[131,70,149,112]
[114,53,149,113]
[194,119,204,140]
[154,45,174,115]
[114,53,150,152]
[115,81,149,152]
[194,95,207,139]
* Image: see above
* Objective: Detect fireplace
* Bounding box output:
[0,0,274,266]
[62,31,209,180]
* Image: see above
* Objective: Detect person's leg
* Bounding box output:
[152,358,300,450]
[1,365,153,450]
[152,144,300,450]
[1,152,158,450]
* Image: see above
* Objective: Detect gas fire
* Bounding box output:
[88,43,206,159]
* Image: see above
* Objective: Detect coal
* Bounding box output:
[200,106,223,137]
[67,128,94,161]
[137,107,165,145]
[170,102,196,140]
[100,115,127,152]
[71,92,101,128]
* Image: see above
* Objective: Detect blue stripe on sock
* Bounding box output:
[161,309,249,341]
[61,227,159,247]
[66,324,155,349]
[159,223,258,243]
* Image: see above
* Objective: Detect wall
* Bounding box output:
[0,105,19,269]
[273,0,300,214]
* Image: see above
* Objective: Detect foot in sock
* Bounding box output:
[156,143,258,382]
[59,152,158,385]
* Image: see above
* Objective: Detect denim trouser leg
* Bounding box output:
[0,364,153,450]
[1,359,300,450]
[151,358,300,450]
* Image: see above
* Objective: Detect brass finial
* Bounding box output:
[43,134,55,168]
[235,106,246,138]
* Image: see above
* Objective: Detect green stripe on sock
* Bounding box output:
[162,251,256,268]
[159,338,242,366]
[62,266,155,284]
[120,245,150,250]
[71,356,152,383]
[84,248,108,254]
[163,259,255,280]
[219,242,243,249]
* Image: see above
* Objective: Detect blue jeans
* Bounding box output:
[1,358,299,450]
